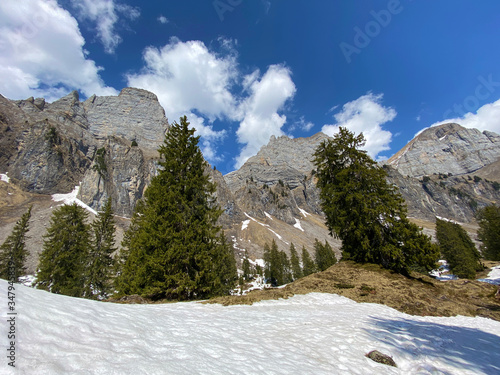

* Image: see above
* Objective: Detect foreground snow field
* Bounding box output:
[1,280,500,375]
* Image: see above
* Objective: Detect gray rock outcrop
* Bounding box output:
[83,88,169,154]
[225,132,329,193]
[387,123,500,178]
[0,88,169,216]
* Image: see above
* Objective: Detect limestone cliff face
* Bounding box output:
[224,127,500,232]
[79,138,159,216]
[224,133,328,223]
[388,123,500,178]
[0,88,169,216]
[385,166,500,224]
[83,88,169,155]
[225,132,329,193]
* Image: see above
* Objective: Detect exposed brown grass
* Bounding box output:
[207,261,500,321]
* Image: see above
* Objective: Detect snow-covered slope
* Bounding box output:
[2,281,500,374]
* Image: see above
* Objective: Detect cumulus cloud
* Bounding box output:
[321,93,396,159]
[157,15,169,24]
[234,65,296,168]
[127,38,239,162]
[0,0,117,101]
[430,98,500,134]
[71,0,140,54]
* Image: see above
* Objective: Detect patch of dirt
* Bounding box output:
[207,261,500,321]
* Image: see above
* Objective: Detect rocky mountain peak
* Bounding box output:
[387,123,500,178]
[0,88,172,216]
[225,132,329,193]
[83,87,169,154]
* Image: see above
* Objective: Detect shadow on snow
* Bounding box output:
[365,316,500,375]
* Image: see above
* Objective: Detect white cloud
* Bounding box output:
[235,65,296,168]
[157,15,169,24]
[127,38,239,162]
[321,93,396,158]
[184,112,227,162]
[288,116,314,132]
[71,0,140,54]
[127,40,298,166]
[430,98,500,134]
[0,0,117,101]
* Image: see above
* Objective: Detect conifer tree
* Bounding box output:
[242,257,252,281]
[313,127,439,274]
[36,204,91,297]
[264,240,281,286]
[263,242,271,282]
[0,206,32,282]
[314,239,337,271]
[263,240,293,286]
[435,218,482,279]
[86,198,116,299]
[289,243,303,280]
[301,246,316,277]
[116,116,236,300]
[279,250,292,285]
[477,205,500,261]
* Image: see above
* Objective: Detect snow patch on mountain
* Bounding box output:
[0,173,10,183]
[294,218,304,231]
[241,220,250,230]
[52,185,98,215]
[298,207,311,217]
[244,212,269,227]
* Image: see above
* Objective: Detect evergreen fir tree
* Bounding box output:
[435,218,482,279]
[279,250,292,285]
[116,116,236,300]
[263,240,290,286]
[242,257,252,281]
[114,199,145,286]
[313,127,439,274]
[314,239,337,272]
[301,246,316,277]
[263,242,271,282]
[477,205,500,261]
[86,197,116,299]
[36,204,91,297]
[289,243,303,280]
[0,206,32,282]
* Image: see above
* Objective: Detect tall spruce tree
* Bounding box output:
[301,246,316,277]
[477,205,500,261]
[264,240,281,286]
[279,250,292,285]
[0,206,32,282]
[289,243,303,280]
[36,204,91,297]
[435,218,482,279]
[314,239,337,272]
[86,198,116,299]
[313,127,439,274]
[263,242,272,283]
[116,116,236,300]
[242,257,252,281]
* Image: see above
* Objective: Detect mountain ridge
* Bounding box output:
[1,89,500,273]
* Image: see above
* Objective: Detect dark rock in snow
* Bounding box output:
[365,350,397,367]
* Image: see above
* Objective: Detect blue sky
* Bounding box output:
[2,1,500,174]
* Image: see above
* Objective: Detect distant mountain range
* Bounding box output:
[1,89,499,272]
